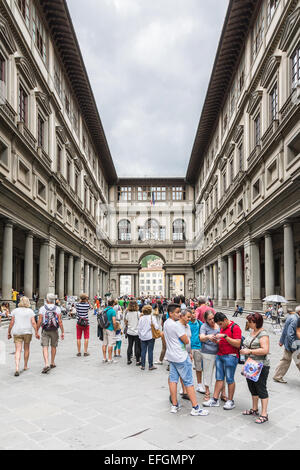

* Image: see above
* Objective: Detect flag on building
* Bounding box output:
[151,191,155,206]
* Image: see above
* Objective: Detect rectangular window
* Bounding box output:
[254,114,261,146]
[54,61,61,97]
[253,8,264,58]
[0,140,8,167]
[32,5,47,62]
[222,171,227,193]
[238,142,244,171]
[66,159,71,185]
[238,199,244,214]
[0,53,6,84]
[287,132,300,164]
[229,159,234,184]
[253,179,261,200]
[270,84,278,121]
[37,114,44,148]
[37,180,46,200]
[57,144,62,173]
[19,84,28,124]
[267,0,279,25]
[18,0,30,28]
[118,186,132,201]
[172,187,185,201]
[291,44,300,89]
[75,171,79,194]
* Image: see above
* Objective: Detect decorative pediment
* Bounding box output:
[260,55,281,88]
[279,7,300,52]
[56,125,68,144]
[0,13,17,54]
[15,56,36,89]
[233,125,244,143]
[35,91,52,116]
[247,90,263,116]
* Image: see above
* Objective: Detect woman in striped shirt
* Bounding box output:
[75,293,91,357]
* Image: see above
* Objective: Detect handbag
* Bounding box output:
[241,332,264,382]
[241,358,264,382]
[151,315,162,339]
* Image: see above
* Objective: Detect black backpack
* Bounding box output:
[231,323,245,365]
[97,308,110,329]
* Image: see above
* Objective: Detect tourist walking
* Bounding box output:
[102,300,117,364]
[240,313,270,424]
[200,310,220,402]
[138,305,158,371]
[163,303,209,416]
[273,306,300,383]
[124,300,141,365]
[37,294,64,374]
[75,293,91,357]
[7,297,40,376]
[188,308,205,394]
[114,321,122,358]
[203,312,242,410]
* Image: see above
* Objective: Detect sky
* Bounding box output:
[67,0,229,178]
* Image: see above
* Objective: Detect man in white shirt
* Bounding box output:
[163,304,209,417]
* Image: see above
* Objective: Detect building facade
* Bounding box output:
[0,0,299,310]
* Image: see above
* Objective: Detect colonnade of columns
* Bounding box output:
[1,220,109,303]
[197,222,297,309]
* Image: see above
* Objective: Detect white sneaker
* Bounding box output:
[223,400,235,410]
[196,384,206,394]
[107,360,117,364]
[154,361,163,365]
[203,398,220,407]
[191,407,209,416]
[170,404,182,414]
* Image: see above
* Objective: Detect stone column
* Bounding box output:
[74,257,81,297]
[219,257,228,305]
[236,249,243,303]
[205,266,210,296]
[2,221,13,300]
[67,255,74,296]
[284,223,296,301]
[89,266,94,300]
[84,263,89,294]
[265,233,275,297]
[209,265,214,299]
[228,254,235,305]
[244,238,261,310]
[58,250,65,299]
[39,241,50,301]
[93,267,98,298]
[213,263,218,302]
[24,232,33,299]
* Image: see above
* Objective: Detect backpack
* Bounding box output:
[231,323,245,365]
[42,305,59,331]
[97,308,110,329]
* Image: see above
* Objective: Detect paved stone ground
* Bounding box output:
[0,315,299,450]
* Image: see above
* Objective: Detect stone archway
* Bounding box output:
[139,252,166,298]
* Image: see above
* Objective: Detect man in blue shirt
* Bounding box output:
[102,300,117,364]
[188,308,205,394]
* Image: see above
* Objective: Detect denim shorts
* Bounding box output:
[216,355,238,384]
[169,356,194,387]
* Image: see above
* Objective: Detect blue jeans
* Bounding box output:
[216,355,238,384]
[141,339,155,368]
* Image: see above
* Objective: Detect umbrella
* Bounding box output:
[263,295,288,303]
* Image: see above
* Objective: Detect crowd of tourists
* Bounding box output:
[4,292,300,424]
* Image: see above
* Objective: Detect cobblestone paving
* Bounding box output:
[0,315,299,450]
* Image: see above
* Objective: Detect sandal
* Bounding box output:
[255,415,268,424]
[242,409,259,416]
[50,364,56,369]
[42,367,50,374]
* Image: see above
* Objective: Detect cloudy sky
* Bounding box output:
[67,0,229,177]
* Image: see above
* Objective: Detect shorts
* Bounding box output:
[216,354,238,384]
[103,329,115,347]
[14,334,32,344]
[246,366,270,399]
[169,356,194,388]
[76,325,90,340]
[41,330,59,348]
[192,349,203,371]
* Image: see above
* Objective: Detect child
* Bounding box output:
[114,321,122,358]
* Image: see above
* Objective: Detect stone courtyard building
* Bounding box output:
[0,0,299,309]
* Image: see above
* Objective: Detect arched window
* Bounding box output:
[173,219,186,241]
[118,220,131,241]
